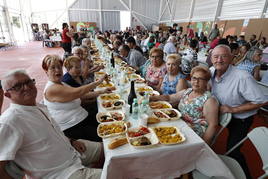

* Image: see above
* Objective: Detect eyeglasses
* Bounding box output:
[212,55,229,59]
[6,79,36,92]
[191,77,207,82]
[150,55,162,59]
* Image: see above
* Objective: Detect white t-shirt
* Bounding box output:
[43,81,88,130]
[0,103,84,179]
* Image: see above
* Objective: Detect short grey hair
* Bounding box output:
[72,46,82,54]
[168,36,176,42]
[246,47,262,61]
[1,69,29,90]
[82,38,90,45]
[212,44,232,55]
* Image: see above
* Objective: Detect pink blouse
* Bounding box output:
[146,64,167,87]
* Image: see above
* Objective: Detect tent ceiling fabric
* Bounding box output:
[68,0,268,29]
[192,0,218,22]
[101,0,128,11]
[71,0,100,9]
[219,0,267,20]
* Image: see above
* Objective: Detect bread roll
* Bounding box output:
[108,137,128,149]
[147,117,160,124]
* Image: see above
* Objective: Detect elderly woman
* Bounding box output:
[42,54,107,141]
[161,54,187,94]
[232,44,250,65]
[151,66,219,144]
[235,47,262,81]
[145,47,167,91]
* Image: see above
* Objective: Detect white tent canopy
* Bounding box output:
[0,0,268,43]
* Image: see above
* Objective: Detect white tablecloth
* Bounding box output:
[100,118,235,179]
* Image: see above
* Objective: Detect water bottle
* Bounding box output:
[132,98,139,120]
[139,100,148,115]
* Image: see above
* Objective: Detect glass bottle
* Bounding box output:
[128,81,137,114]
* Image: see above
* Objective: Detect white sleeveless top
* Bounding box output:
[43,81,88,131]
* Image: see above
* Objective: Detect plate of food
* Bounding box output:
[101,100,125,110]
[93,59,105,65]
[156,108,181,121]
[127,126,151,138]
[96,111,125,123]
[97,121,127,138]
[98,82,114,88]
[153,126,186,145]
[129,74,141,80]
[149,101,172,109]
[151,108,181,122]
[99,93,120,101]
[137,90,160,97]
[152,110,170,122]
[127,127,159,149]
[136,86,154,93]
[147,117,161,124]
[94,71,107,77]
[134,78,146,84]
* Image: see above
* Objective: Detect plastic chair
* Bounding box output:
[225,127,268,179]
[210,113,232,146]
[192,155,246,179]
[257,81,268,97]
[193,127,268,179]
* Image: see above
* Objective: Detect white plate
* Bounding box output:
[149,101,172,109]
[127,128,159,149]
[96,111,125,123]
[126,126,151,138]
[97,82,115,89]
[159,108,181,121]
[153,126,186,145]
[97,121,127,138]
[135,86,154,94]
[99,93,121,101]
[101,100,125,110]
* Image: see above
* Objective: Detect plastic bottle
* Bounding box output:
[132,98,139,120]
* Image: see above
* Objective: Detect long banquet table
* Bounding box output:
[92,40,234,179]
[98,103,234,179]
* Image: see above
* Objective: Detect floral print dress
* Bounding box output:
[178,88,211,137]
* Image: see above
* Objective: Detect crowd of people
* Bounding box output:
[0,22,268,179]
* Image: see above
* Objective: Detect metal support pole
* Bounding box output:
[99,0,103,32]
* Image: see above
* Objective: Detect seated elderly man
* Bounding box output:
[163,36,177,57]
[210,45,268,179]
[0,69,103,179]
[119,44,146,71]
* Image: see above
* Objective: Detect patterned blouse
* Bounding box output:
[178,88,211,137]
[162,73,186,95]
[146,64,167,87]
[235,59,260,75]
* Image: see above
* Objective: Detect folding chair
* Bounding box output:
[193,127,268,179]
[210,113,232,146]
